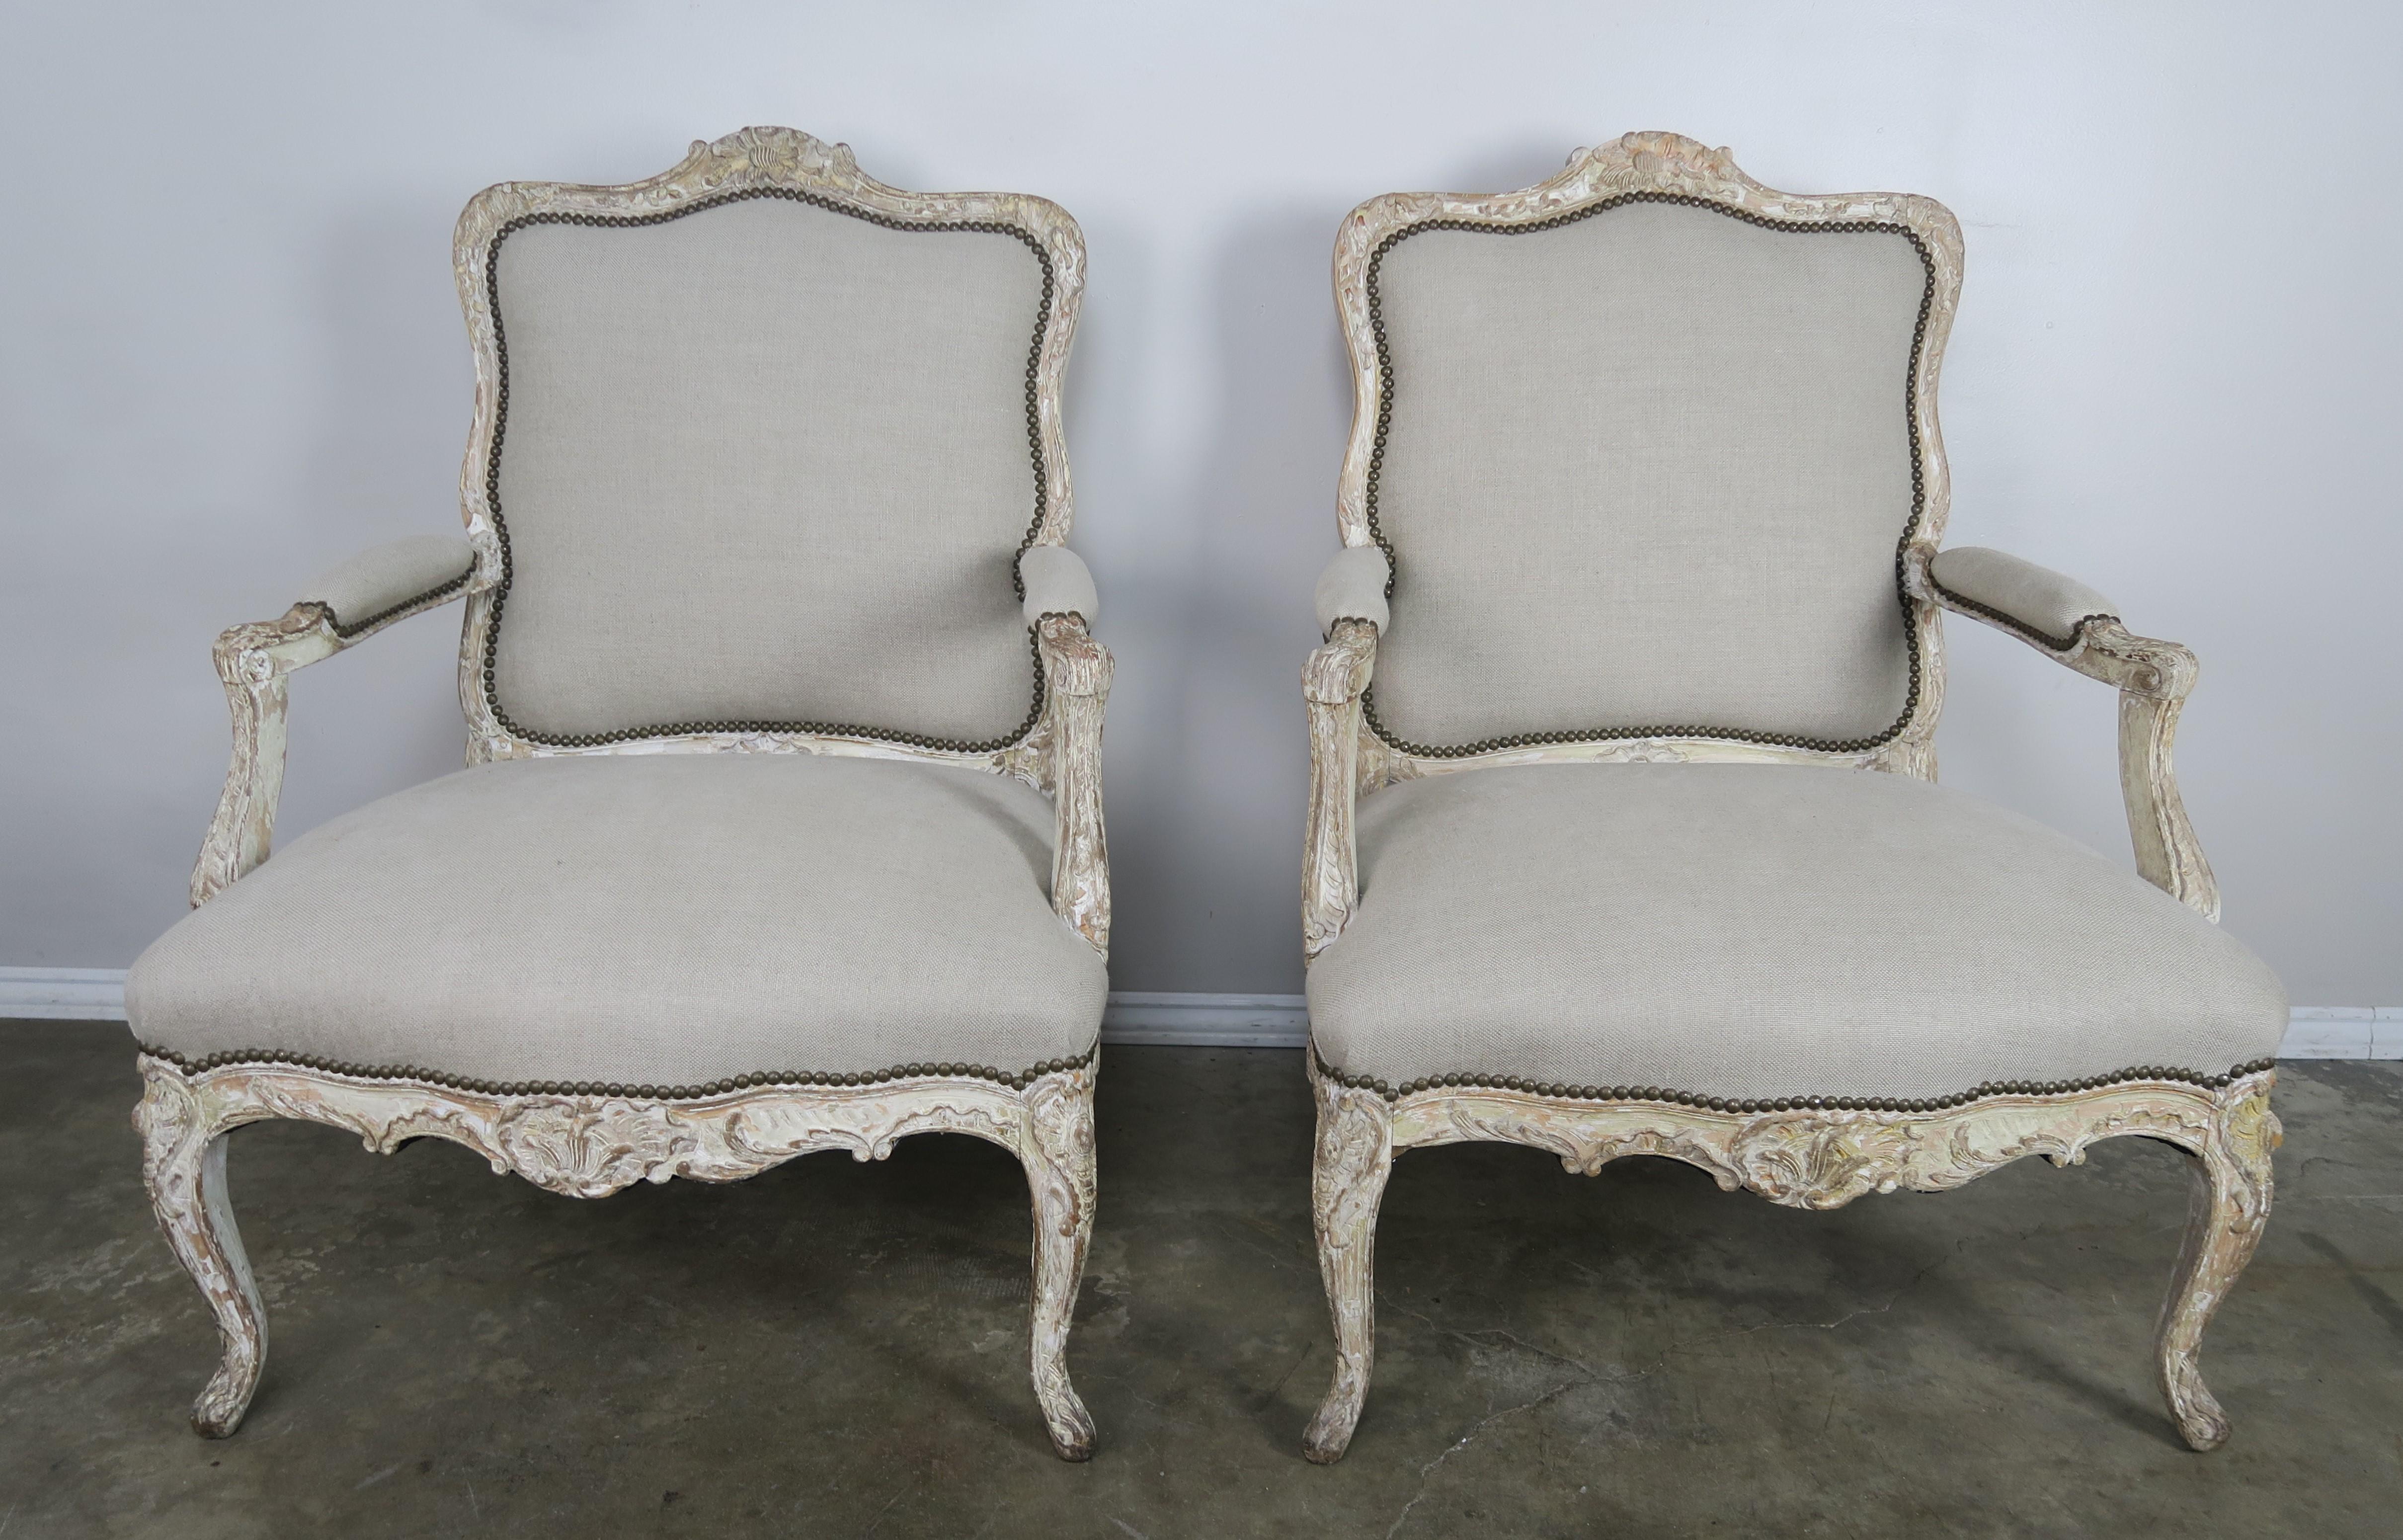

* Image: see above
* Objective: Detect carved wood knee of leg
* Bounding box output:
[2154,1081,2277,1451]
[1303,1071,1394,1464]
[136,1063,267,1438]
[1022,1067,1099,1460]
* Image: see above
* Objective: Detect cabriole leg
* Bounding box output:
[1303,1072,1394,1464]
[2155,1078,2278,1450]
[135,1064,266,1438]
[1021,1069,1099,1460]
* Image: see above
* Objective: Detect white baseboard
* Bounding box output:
[1099,991,1309,1047]
[0,968,2393,1060]
[0,968,136,1020]
[2278,1006,2403,1060]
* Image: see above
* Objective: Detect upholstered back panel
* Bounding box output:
[1366,199,1931,751]
[486,195,1048,746]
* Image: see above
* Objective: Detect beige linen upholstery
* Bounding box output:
[301,535,476,635]
[488,197,1047,744]
[1315,546,1392,634]
[1370,202,1929,748]
[1019,545,1099,625]
[1931,546,2120,649]
[129,754,1106,1086]
[1307,763,2285,1100]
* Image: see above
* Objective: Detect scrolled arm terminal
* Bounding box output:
[190,534,487,906]
[1928,546,2218,920]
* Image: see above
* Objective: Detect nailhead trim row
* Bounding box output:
[1928,577,2115,654]
[476,186,1060,754]
[326,565,478,641]
[1358,191,1938,759]
[1313,1049,2278,1108]
[137,1038,1098,1099]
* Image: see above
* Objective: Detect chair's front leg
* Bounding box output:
[2157,1075,2279,1450]
[1019,1065,1100,1460]
[1036,615,1111,955]
[135,1060,267,1437]
[1303,1062,1395,1464]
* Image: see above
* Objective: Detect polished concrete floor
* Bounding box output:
[3,1019,2400,1537]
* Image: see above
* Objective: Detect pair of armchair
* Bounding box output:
[128,128,2285,1468]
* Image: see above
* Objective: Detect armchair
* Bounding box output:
[128,128,1111,1460]
[1297,134,2284,1463]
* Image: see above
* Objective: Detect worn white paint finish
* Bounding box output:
[153,130,1111,1460]
[136,1053,1100,1456]
[1303,1059,2278,1462]
[1298,137,2278,1462]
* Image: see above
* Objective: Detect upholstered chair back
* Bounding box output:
[479,192,1056,749]
[1363,197,1935,754]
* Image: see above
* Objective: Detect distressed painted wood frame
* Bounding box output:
[154,128,1109,1461]
[1299,133,2268,1462]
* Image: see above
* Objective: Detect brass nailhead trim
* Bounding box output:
[1928,577,2116,654]
[477,187,1060,754]
[1359,191,1938,758]
[1313,1049,2278,1108]
[326,565,478,640]
[138,1039,1098,1099]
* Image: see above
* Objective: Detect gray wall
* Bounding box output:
[4,1,2397,1003]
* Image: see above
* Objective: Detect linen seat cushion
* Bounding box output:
[128,755,1105,1088]
[1306,763,2286,1100]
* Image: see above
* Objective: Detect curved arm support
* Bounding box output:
[191,605,343,908]
[192,555,487,907]
[1036,614,1112,955]
[1302,619,1379,962]
[2073,624,2219,922]
[1934,588,2219,922]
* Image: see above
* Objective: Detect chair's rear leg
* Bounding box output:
[136,1071,266,1438]
[1303,1075,1394,1464]
[2155,1080,2278,1451]
[1021,1072,1099,1461]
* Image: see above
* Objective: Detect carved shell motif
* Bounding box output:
[1728,1116,1925,1210]
[493,1101,697,1198]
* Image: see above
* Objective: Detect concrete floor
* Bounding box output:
[3,1021,2400,1537]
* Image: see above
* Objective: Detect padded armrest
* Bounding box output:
[1020,546,1099,627]
[299,535,479,637]
[1929,547,2118,651]
[1315,546,1391,634]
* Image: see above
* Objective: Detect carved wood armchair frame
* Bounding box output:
[1297,133,2274,1462]
[139,128,1110,1461]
